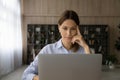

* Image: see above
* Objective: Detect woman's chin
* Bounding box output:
[62,38,72,43]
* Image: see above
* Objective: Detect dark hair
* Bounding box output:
[58,10,80,25]
[58,10,80,52]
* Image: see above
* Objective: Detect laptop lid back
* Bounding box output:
[38,54,102,80]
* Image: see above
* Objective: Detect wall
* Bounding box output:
[22,0,120,64]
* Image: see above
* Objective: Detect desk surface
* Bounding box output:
[102,68,120,80]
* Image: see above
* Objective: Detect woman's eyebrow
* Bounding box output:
[63,25,77,28]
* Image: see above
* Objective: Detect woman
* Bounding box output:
[22,10,92,80]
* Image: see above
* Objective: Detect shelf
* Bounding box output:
[27,24,109,64]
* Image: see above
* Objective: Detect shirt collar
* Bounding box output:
[56,39,63,49]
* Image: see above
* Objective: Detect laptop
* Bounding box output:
[38,54,102,80]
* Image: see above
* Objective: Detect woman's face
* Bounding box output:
[59,19,77,43]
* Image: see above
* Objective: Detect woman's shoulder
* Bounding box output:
[44,39,61,49]
[44,41,58,48]
[39,41,59,54]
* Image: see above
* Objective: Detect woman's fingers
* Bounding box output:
[33,75,39,80]
[72,35,87,47]
[71,26,84,45]
[71,35,81,44]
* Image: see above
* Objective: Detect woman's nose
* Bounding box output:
[67,30,71,36]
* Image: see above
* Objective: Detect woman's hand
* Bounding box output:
[33,75,39,80]
[71,27,91,54]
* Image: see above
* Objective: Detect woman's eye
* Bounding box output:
[71,28,76,30]
[63,27,67,30]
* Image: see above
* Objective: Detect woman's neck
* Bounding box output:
[62,40,72,50]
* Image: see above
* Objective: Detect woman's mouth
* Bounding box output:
[65,37,73,39]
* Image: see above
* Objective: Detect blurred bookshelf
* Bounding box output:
[27,24,109,64]
[27,24,60,64]
[80,25,109,64]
